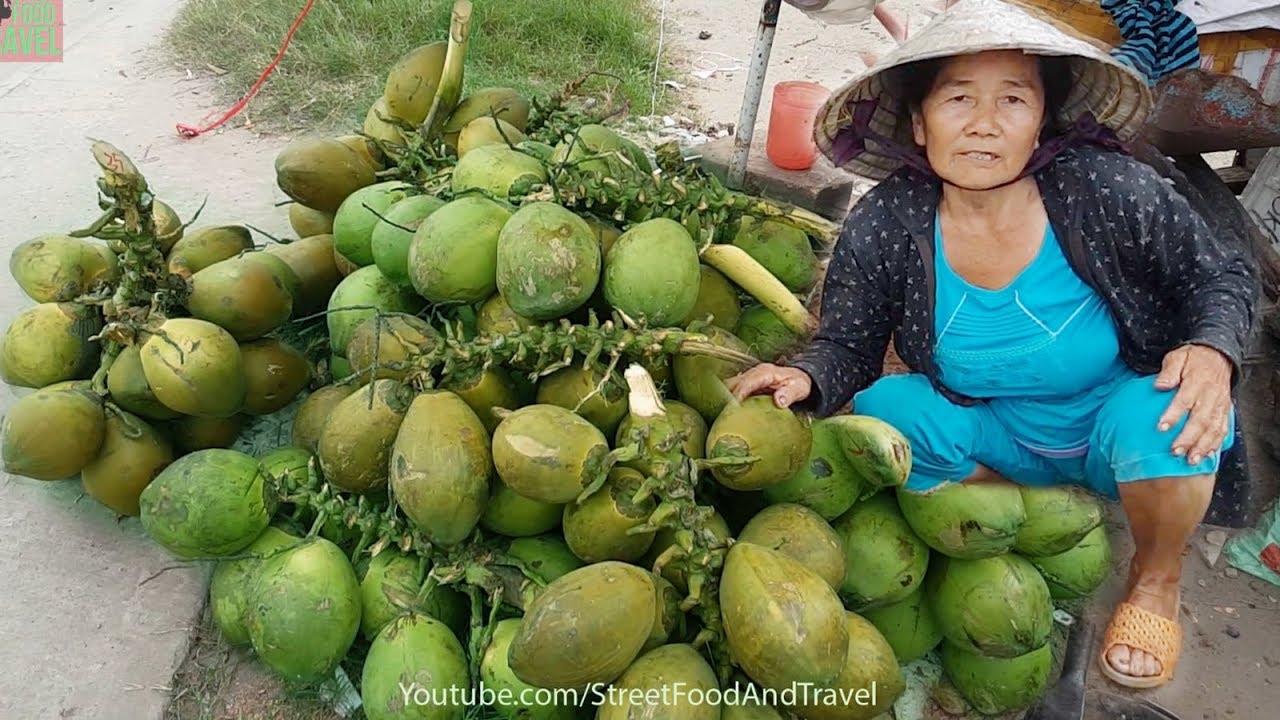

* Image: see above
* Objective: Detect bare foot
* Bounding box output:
[1104,575,1180,679]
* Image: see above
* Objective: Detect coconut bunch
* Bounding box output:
[0,141,320,521]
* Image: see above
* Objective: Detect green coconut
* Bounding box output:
[290,385,357,453]
[828,414,912,490]
[371,194,448,287]
[317,379,414,494]
[941,640,1053,716]
[451,143,548,199]
[362,613,470,720]
[480,479,563,537]
[706,395,811,491]
[164,412,246,453]
[481,618,578,720]
[382,41,448,125]
[1013,485,1105,557]
[210,526,301,646]
[720,543,849,692]
[82,410,175,516]
[681,264,743,330]
[258,446,312,488]
[927,553,1054,658]
[389,390,493,546]
[562,467,657,563]
[289,203,334,238]
[140,318,246,418]
[738,503,846,591]
[105,344,181,420]
[0,302,101,389]
[138,448,273,559]
[832,491,931,610]
[508,561,656,689]
[332,181,416,268]
[326,264,426,356]
[786,612,906,720]
[731,216,819,293]
[550,123,652,177]
[240,251,304,313]
[247,536,363,682]
[274,137,377,214]
[534,363,629,437]
[598,644,720,720]
[495,201,600,320]
[722,698,787,720]
[186,256,294,341]
[239,338,311,416]
[167,225,254,278]
[476,293,537,336]
[346,312,438,383]
[443,366,523,434]
[10,234,119,303]
[359,548,468,642]
[736,304,804,361]
[602,218,702,327]
[1,386,106,481]
[491,403,612,504]
[858,584,944,663]
[672,325,754,421]
[457,116,527,158]
[264,233,344,316]
[407,195,513,304]
[898,481,1026,559]
[1025,524,1113,599]
[443,87,532,148]
[506,535,585,586]
[763,416,867,520]
[642,573,686,653]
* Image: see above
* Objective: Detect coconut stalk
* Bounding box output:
[421,0,472,141]
[67,141,185,393]
[618,364,736,684]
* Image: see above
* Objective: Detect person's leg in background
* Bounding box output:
[1086,374,1233,687]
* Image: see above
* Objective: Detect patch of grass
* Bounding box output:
[164,0,677,134]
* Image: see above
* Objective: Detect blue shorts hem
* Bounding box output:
[1111,452,1223,484]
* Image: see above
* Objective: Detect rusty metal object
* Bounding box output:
[1144,70,1280,155]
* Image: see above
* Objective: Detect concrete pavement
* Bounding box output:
[1,2,295,718]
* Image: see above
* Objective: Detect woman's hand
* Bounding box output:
[1154,344,1234,465]
[726,363,813,409]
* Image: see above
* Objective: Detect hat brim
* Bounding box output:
[814,0,1153,181]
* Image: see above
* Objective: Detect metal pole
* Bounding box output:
[728,0,782,190]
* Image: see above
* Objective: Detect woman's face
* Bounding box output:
[910,50,1048,190]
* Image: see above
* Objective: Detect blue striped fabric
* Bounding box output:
[1100,0,1201,85]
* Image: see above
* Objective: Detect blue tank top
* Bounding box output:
[932,215,1137,453]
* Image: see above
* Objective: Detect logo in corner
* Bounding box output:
[1,0,64,63]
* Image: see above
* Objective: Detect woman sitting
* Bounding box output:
[729,0,1256,690]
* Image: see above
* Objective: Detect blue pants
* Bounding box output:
[852,373,1235,500]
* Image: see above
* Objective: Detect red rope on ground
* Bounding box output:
[176,0,318,138]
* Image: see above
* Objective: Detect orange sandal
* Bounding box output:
[1098,601,1183,689]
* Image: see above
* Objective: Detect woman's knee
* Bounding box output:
[1092,375,1235,483]
[853,373,951,436]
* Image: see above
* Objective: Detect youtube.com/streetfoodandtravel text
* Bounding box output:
[397,680,887,710]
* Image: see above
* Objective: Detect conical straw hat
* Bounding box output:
[814,0,1152,181]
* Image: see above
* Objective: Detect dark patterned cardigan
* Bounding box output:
[788,146,1259,418]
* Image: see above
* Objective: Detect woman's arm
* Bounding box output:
[787,195,901,417]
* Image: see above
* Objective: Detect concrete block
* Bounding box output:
[692,134,859,222]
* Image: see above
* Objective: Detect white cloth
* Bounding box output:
[783,0,882,25]
[1177,0,1280,33]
